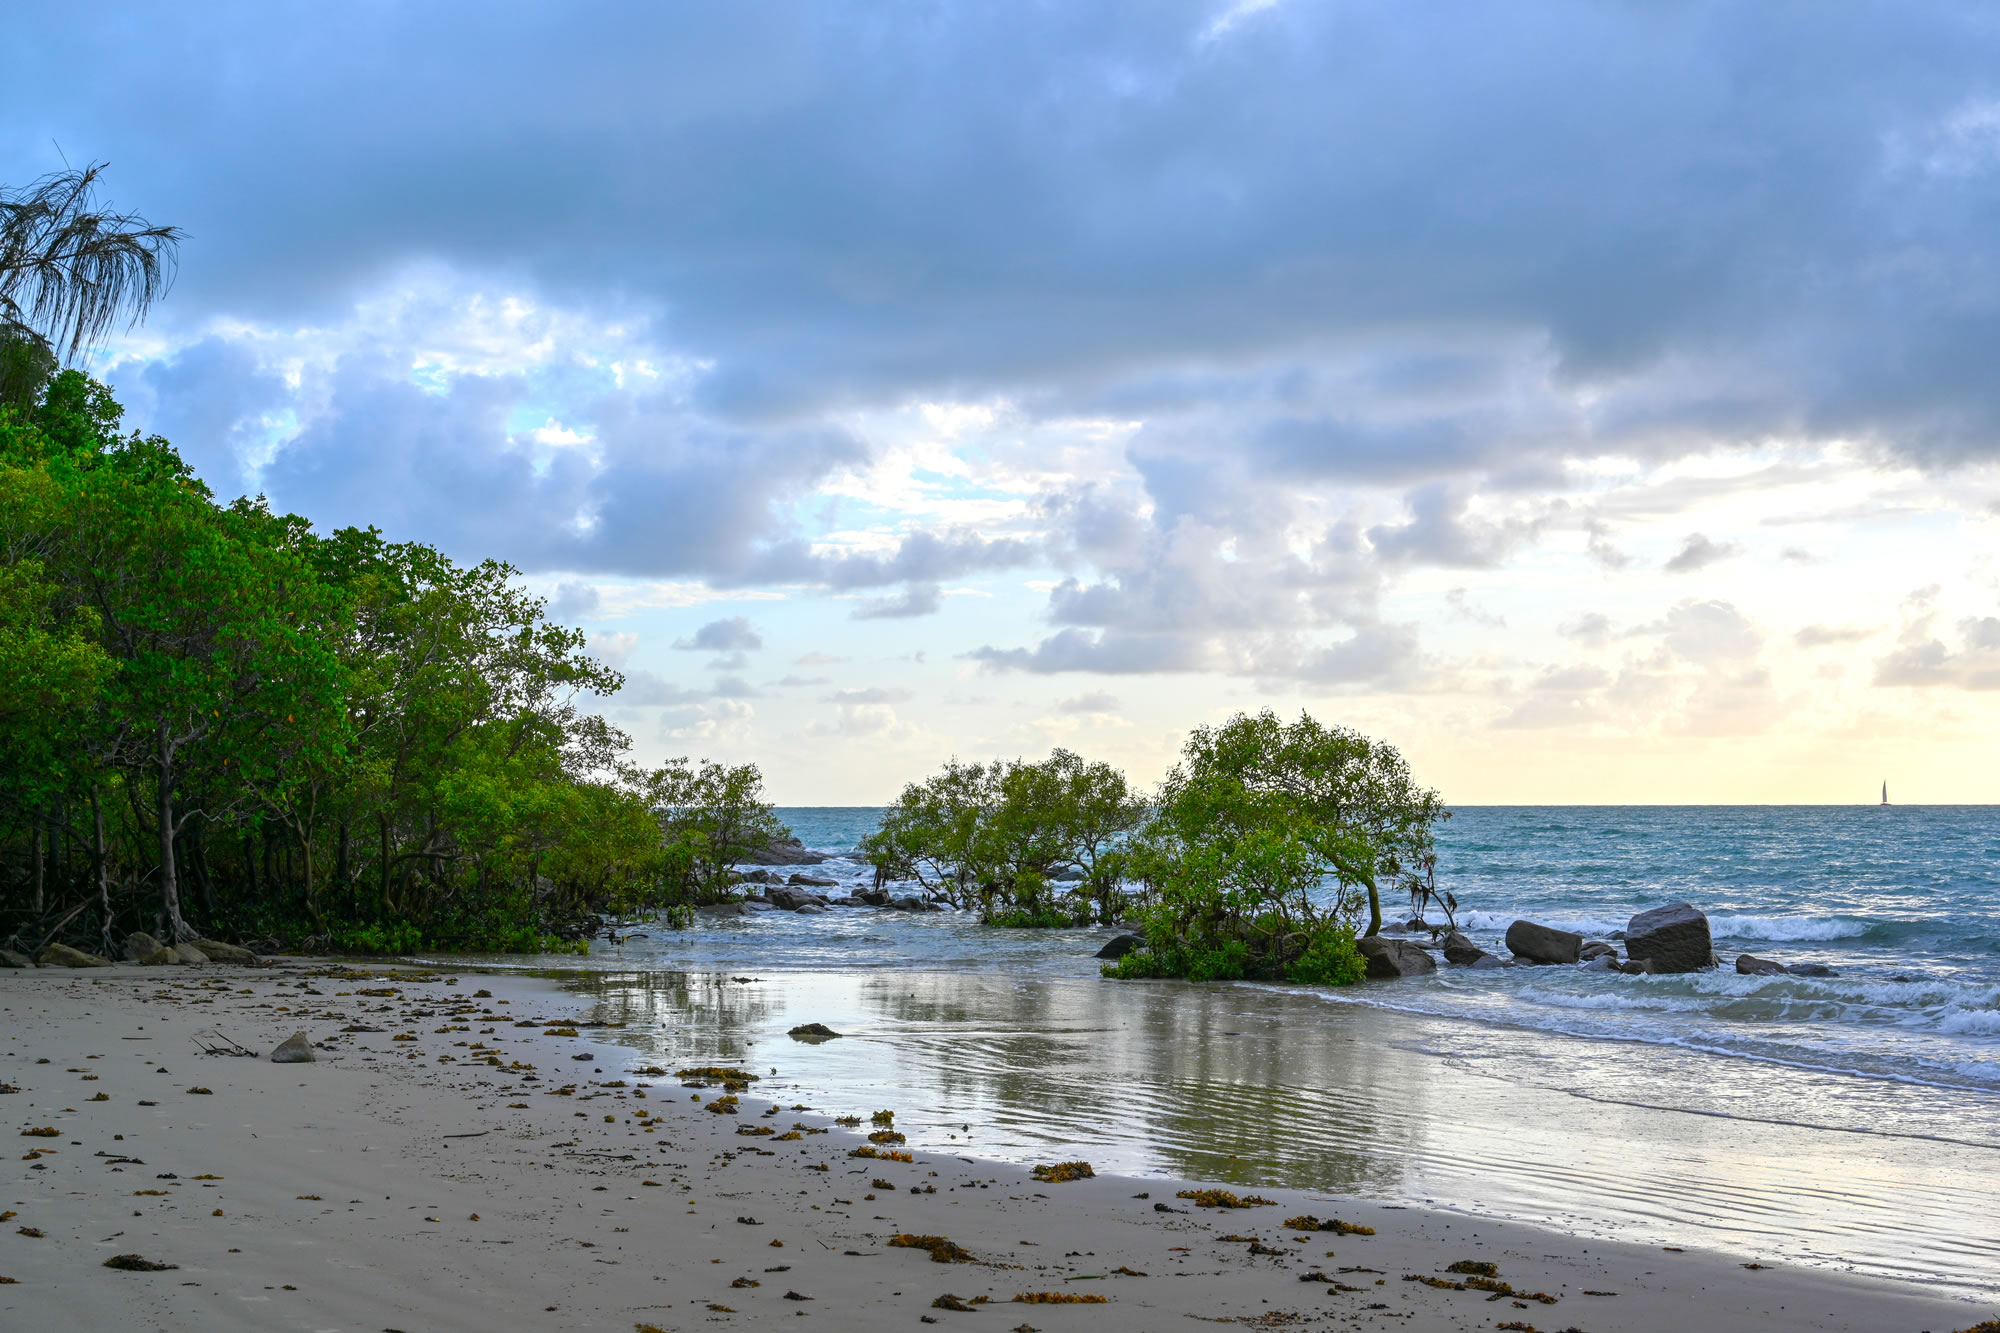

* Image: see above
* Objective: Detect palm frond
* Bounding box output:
[0,162,183,362]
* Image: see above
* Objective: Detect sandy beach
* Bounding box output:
[1,959,1984,1333]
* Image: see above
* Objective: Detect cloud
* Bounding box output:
[1559,612,1613,648]
[1795,623,1874,648]
[794,652,847,667]
[822,687,913,705]
[769,674,830,688]
[1874,614,2000,689]
[1057,691,1121,714]
[1663,533,1740,574]
[674,617,763,653]
[851,582,942,620]
[547,580,603,623]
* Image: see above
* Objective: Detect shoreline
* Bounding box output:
[3,960,1987,1332]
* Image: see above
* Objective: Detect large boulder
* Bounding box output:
[1505,920,1583,965]
[1357,936,1438,979]
[171,942,209,965]
[697,901,750,917]
[1735,953,1789,976]
[38,942,112,968]
[747,837,828,866]
[1788,961,1839,977]
[191,939,259,964]
[1440,930,1484,965]
[1095,933,1144,960]
[139,948,180,966]
[0,948,35,968]
[124,931,166,962]
[787,874,840,888]
[738,869,783,885]
[269,1031,316,1063]
[793,903,828,915]
[766,886,830,912]
[1579,941,1618,962]
[851,888,890,908]
[1625,903,1715,974]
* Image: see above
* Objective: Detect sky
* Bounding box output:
[6,0,2000,804]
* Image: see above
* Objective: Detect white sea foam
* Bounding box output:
[1935,1007,2000,1036]
[1706,914,1870,942]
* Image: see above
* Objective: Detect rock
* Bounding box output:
[698,901,750,917]
[0,948,36,968]
[794,903,828,915]
[1440,930,1484,965]
[852,888,890,907]
[1619,959,1647,975]
[788,874,840,888]
[1735,953,1789,976]
[1788,962,1839,977]
[37,942,112,968]
[1095,933,1144,960]
[747,837,828,866]
[139,948,180,966]
[1624,903,1715,974]
[269,1031,315,1063]
[172,943,209,965]
[788,1023,842,1042]
[1580,954,1618,971]
[124,931,165,961]
[890,896,944,912]
[1467,953,1504,970]
[739,868,783,885]
[767,886,831,911]
[1356,936,1438,979]
[191,939,259,964]
[1504,920,1583,965]
[1579,941,1617,962]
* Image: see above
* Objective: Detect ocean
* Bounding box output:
[438,806,2000,1298]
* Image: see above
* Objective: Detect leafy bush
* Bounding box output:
[1107,711,1439,985]
[860,749,1144,925]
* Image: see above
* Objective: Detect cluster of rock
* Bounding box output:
[697,871,948,917]
[744,837,830,867]
[1,934,262,969]
[1355,902,1838,979]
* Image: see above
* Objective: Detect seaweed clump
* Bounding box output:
[868,1130,907,1144]
[1446,1260,1498,1277]
[1284,1214,1374,1235]
[1031,1161,1095,1183]
[704,1095,741,1115]
[737,1125,774,1137]
[1178,1189,1276,1209]
[104,1255,179,1271]
[1012,1291,1108,1304]
[889,1234,977,1264]
[851,1145,915,1163]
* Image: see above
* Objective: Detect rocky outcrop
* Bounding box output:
[38,943,112,968]
[1440,930,1501,968]
[1505,920,1583,965]
[191,939,259,964]
[1735,953,1789,976]
[172,942,209,965]
[1357,936,1438,979]
[1624,903,1715,973]
[787,874,840,888]
[1095,933,1144,960]
[269,1031,315,1063]
[747,837,828,866]
[766,885,831,911]
[124,931,165,961]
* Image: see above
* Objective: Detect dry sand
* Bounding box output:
[1,960,1986,1333]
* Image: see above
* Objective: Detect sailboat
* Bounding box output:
[1881,781,1890,806]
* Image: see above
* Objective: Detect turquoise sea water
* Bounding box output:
[440,806,2000,1298]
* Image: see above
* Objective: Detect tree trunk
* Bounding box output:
[30,820,44,916]
[157,735,191,942]
[336,819,352,917]
[93,788,112,949]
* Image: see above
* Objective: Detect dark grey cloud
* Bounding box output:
[7,0,1998,477]
[674,617,763,653]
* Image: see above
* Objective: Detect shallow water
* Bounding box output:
[429,805,2000,1299]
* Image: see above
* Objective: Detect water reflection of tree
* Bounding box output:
[851,973,1422,1197]
[563,970,778,1064]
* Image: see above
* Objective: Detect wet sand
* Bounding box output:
[1,960,1984,1332]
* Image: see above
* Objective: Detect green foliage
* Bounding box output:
[0,372,731,955]
[860,748,1145,924]
[643,758,789,904]
[1107,711,1440,985]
